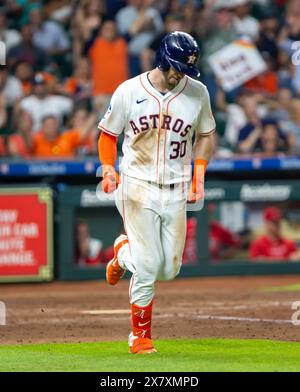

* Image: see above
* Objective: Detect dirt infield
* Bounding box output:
[1,275,300,345]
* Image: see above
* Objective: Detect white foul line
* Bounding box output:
[79,310,294,325]
[192,315,293,324]
[80,309,130,315]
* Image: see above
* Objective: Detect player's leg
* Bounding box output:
[105,179,136,285]
[125,205,163,354]
[114,176,164,353]
[159,194,187,282]
[127,207,163,305]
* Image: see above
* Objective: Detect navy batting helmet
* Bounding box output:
[156,31,200,78]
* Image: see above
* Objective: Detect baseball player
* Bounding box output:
[98,32,216,354]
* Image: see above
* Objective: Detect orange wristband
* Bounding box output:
[194,159,208,173]
[192,159,208,193]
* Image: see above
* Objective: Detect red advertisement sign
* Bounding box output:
[0,188,53,282]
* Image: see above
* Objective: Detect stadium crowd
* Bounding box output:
[0,0,300,159]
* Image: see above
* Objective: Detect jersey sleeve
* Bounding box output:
[98,84,127,137]
[196,87,216,135]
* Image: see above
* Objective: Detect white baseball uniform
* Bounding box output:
[98,72,215,306]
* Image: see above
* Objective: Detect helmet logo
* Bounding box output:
[187,53,197,65]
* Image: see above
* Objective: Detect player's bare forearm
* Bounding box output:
[188,132,215,203]
[193,131,215,162]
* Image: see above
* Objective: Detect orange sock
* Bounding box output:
[131,301,153,339]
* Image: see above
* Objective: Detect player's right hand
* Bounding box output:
[102,170,120,193]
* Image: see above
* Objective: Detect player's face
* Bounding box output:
[76,224,89,242]
[266,221,280,237]
[165,67,185,87]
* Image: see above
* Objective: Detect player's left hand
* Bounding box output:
[187,179,204,203]
[102,169,120,193]
[187,162,205,203]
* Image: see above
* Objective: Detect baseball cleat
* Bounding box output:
[106,234,128,285]
[128,332,157,354]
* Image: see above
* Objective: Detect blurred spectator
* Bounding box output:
[0,65,23,106]
[256,121,289,156]
[29,8,70,56]
[63,58,93,108]
[0,92,7,129]
[43,0,73,25]
[218,91,267,148]
[282,99,300,153]
[278,0,300,56]
[208,203,241,261]
[0,134,6,156]
[7,110,33,158]
[7,24,52,71]
[243,52,279,96]
[168,0,185,14]
[278,1,300,93]
[32,112,96,158]
[0,12,21,51]
[73,0,106,59]
[19,73,73,131]
[201,2,238,73]
[116,0,164,75]
[249,207,300,261]
[230,0,259,40]
[176,0,200,34]
[9,0,42,27]
[256,8,279,61]
[211,132,234,157]
[0,0,300,163]
[87,19,128,114]
[14,64,57,96]
[140,13,186,72]
[106,0,127,19]
[277,49,300,95]
[237,118,289,155]
[75,219,103,266]
[65,107,97,155]
[38,71,59,94]
[182,217,198,264]
[200,2,239,103]
[14,61,34,96]
[267,88,292,125]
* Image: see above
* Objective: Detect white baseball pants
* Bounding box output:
[114,174,187,307]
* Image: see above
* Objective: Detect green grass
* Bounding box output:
[263,283,300,292]
[0,339,300,372]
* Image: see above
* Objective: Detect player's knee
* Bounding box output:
[160,255,182,281]
[141,255,164,278]
[165,267,181,281]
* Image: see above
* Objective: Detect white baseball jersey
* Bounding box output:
[98,72,215,185]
